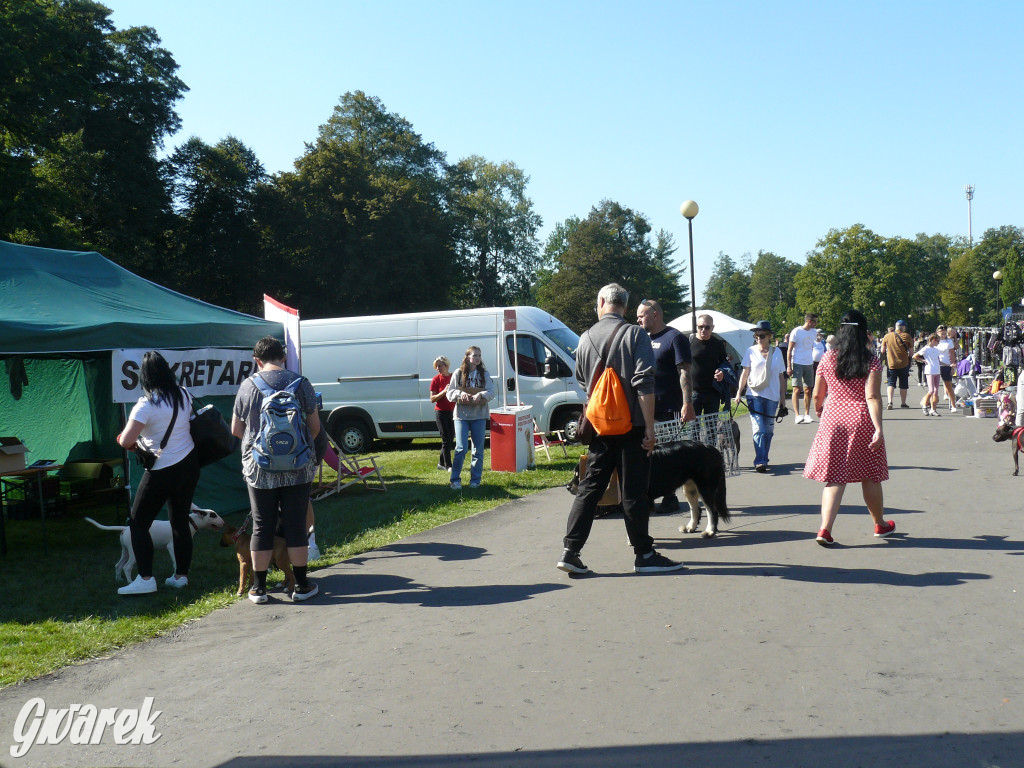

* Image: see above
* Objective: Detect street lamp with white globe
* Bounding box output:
[879,300,886,332]
[994,270,1003,321]
[680,200,699,335]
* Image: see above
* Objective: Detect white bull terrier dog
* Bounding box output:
[85,504,225,584]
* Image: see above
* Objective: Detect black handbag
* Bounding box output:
[188,396,239,467]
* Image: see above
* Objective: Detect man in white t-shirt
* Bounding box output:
[787,312,819,424]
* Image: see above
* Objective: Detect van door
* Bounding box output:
[504,333,566,424]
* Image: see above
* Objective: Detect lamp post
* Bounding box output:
[680,200,699,335]
[879,300,886,332]
[994,270,1003,321]
[968,307,974,325]
[965,184,975,246]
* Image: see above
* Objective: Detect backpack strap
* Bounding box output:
[251,371,276,397]
[252,371,305,396]
[587,322,630,395]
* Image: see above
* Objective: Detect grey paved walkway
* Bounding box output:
[2,403,1023,767]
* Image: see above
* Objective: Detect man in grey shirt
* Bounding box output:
[557,283,685,575]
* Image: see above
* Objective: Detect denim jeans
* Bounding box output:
[452,418,486,484]
[747,395,777,467]
[563,427,654,556]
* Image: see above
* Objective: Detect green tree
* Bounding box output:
[448,156,542,308]
[970,225,1024,323]
[1,2,186,275]
[267,91,458,317]
[536,200,681,333]
[532,216,579,304]
[703,253,749,319]
[651,228,690,318]
[747,250,800,328]
[165,136,268,312]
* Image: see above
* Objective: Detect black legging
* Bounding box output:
[915,360,925,384]
[129,450,200,578]
[247,482,312,550]
[435,409,455,468]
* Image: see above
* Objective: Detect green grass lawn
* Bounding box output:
[0,439,585,689]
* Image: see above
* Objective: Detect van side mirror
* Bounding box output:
[506,377,516,392]
[543,356,560,379]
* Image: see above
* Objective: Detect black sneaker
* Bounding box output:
[248,587,268,604]
[291,581,319,602]
[634,550,685,573]
[556,550,590,574]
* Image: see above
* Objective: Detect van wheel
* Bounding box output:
[553,410,582,443]
[332,420,372,454]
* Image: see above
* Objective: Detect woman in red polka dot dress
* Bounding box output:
[804,309,896,546]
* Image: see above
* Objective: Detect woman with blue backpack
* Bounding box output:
[231,336,321,604]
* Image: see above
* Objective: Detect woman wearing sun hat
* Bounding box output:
[734,321,787,473]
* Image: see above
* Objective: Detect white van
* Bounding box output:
[300,306,585,453]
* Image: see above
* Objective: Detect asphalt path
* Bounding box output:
[2,399,1023,768]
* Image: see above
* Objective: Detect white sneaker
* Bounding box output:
[794,414,803,425]
[949,407,958,414]
[164,574,188,588]
[804,414,815,423]
[929,409,941,417]
[118,575,157,595]
[922,408,929,415]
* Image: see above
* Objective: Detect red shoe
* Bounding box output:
[816,528,834,546]
[874,520,896,537]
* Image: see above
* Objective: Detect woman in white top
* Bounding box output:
[913,333,944,416]
[115,351,200,595]
[734,321,788,472]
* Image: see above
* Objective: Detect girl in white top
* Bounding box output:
[115,351,200,595]
[913,334,944,416]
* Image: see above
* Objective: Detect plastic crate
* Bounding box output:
[654,413,739,476]
[973,397,998,418]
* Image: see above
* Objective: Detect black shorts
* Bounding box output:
[939,365,953,383]
[886,365,910,389]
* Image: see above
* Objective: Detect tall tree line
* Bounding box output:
[703,225,1024,334]
[1,2,552,319]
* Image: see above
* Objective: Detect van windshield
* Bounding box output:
[542,328,580,360]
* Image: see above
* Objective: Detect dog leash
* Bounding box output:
[739,396,789,424]
[231,512,252,543]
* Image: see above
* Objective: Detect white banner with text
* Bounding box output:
[112,348,255,403]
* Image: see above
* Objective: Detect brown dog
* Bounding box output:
[992,421,1024,476]
[219,524,296,596]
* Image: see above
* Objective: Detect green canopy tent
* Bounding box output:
[0,241,283,513]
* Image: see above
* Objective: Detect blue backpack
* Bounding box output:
[250,373,313,472]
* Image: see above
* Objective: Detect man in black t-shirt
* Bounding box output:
[637,299,694,513]
[689,313,729,415]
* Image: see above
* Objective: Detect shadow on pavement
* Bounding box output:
[213,731,1024,768]
[345,542,489,564]
[675,559,990,587]
[312,571,569,607]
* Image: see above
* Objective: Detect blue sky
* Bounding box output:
[105,0,1024,306]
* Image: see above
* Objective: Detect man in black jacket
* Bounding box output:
[557,283,685,575]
